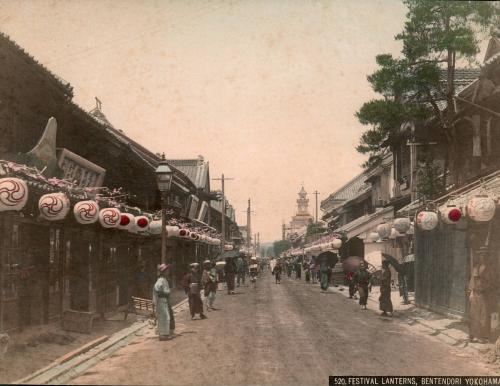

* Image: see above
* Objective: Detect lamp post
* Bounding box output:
[155,154,173,264]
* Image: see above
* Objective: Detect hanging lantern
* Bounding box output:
[135,216,149,231]
[416,211,439,231]
[148,220,162,235]
[367,232,380,242]
[389,227,400,239]
[439,204,463,224]
[99,208,121,228]
[393,218,411,234]
[190,232,200,241]
[166,225,180,237]
[39,193,70,221]
[376,223,391,239]
[213,239,221,246]
[224,244,234,251]
[0,178,28,212]
[179,228,191,238]
[330,239,342,250]
[467,194,496,222]
[118,213,135,230]
[73,200,99,224]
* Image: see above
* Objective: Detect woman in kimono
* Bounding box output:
[379,260,393,316]
[153,263,172,341]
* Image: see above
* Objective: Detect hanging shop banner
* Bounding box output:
[39,192,70,221]
[0,177,28,212]
[99,208,121,228]
[73,200,99,224]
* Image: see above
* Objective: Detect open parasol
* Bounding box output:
[342,256,364,273]
[317,251,338,268]
[381,252,406,274]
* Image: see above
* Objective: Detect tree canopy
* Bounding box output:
[356,0,500,170]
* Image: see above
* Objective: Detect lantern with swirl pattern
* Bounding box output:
[0,178,28,212]
[99,208,121,228]
[39,193,70,221]
[73,200,99,224]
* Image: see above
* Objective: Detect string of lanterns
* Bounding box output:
[0,175,223,245]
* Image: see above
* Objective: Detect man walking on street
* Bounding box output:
[379,260,393,317]
[236,256,245,287]
[353,262,370,309]
[182,263,207,320]
[202,260,217,311]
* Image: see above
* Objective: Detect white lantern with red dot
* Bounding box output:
[135,216,150,232]
[467,194,496,222]
[179,228,191,238]
[439,205,463,225]
[73,200,99,224]
[118,213,135,230]
[393,218,411,234]
[416,211,439,231]
[376,223,392,239]
[190,232,200,241]
[148,220,162,235]
[166,225,180,237]
[0,177,29,212]
[99,208,121,228]
[39,193,70,221]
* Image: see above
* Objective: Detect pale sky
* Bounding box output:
[0,0,408,242]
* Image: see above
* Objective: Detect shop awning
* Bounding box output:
[335,206,394,239]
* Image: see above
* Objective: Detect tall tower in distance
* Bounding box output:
[296,186,310,215]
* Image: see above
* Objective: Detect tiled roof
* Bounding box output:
[321,172,371,208]
[167,158,209,190]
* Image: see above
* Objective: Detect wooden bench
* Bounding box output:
[125,296,156,321]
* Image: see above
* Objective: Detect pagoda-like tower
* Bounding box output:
[296,186,310,215]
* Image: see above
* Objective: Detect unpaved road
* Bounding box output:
[70,272,492,385]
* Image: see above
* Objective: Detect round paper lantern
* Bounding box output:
[190,232,200,241]
[0,178,28,212]
[416,211,439,231]
[166,225,180,237]
[389,227,400,239]
[439,205,462,224]
[179,228,191,238]
[376,223,392,239]
[73,200,99,224]
[467,195,496,222]
[148,220,162,235]
[99,208,121,228]
[135,216,149,231]
[118,213,135,230]
[39,193,70,221]
[393,218,411,234]
[224,244,234,251]
[367,232,380,242]
[213,239,221,246]
[331,239,342,250]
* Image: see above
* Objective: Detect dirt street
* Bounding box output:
[70,272,493,385]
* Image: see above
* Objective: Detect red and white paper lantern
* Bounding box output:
[439,205,462,225]
[135,216,150,232]
[166,225,180,237]
[118,213,135,231]
[0,178,28,212]
[99,208,121,228]
[73,200,99,224]
[39,193,70,221]
[393,218,411,234]
[190,232,200,241]
[148,220,162,235]
[416,211,439,231]
[467,195,496,222]
[179,228,191,238]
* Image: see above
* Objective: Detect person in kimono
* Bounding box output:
[379,260,393,316]
[319,255,329,292]
[236,256,245,287]
[468,251,494,342]
[153,263,172,341]
[224,257,237,295]
[353,262,371,309]
[202,260,217,311]
[183,263,207,320]
[272,260,282,284]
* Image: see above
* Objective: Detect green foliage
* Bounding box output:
[356,0,500,169]
[416,161,445,200]
[272,240,292,257]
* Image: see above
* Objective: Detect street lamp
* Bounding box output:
[155,153,173,264]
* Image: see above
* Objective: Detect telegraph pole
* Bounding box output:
[242,198,255,252]
[313,190,320,223]
[212,174,234,252]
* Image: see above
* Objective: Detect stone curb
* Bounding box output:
[16,298,189,385]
